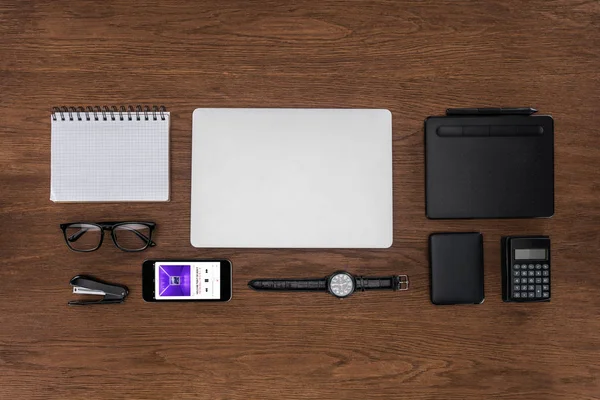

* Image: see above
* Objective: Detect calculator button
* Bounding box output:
[528,278,535,284]
[514,271,520,276]
[535,286,542,298]
[528,264,534,269]
[528,292,535,298]
[514,278,520,284]
[514,292,521,298]
[528,271,535,276]
[521,278,528,284]
[528,285,535,291]
[543,271,549,276]
[513,285,520,291]
[542,292,549,298]
[542,285,549,291]
[543,264,549,269]
[521,264,528,269]
[535,278,542,284]
[535,271,542,276]
[542,278,549,284]
[535,264,541,269]
[513,264,520,270]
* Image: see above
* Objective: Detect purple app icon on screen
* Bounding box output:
[158,265,191,296]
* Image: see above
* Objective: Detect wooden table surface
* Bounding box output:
[1,1,599,399]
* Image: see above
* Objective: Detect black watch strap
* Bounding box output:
[248,279,327,291]
[355,275,409,291]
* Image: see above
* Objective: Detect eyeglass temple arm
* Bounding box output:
[67,228,89,242]
[122,227,156,246]
[68,227,156,246]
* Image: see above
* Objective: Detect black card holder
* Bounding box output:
[430,232,484,305]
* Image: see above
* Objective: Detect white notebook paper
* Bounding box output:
[50,106,170,202]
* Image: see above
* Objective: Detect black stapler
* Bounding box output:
[69,275,128,306]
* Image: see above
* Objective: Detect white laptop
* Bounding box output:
[191,108,393,248]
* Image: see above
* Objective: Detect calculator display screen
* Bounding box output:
[515,249,547,260]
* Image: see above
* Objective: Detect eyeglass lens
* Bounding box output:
[113,223,152,251]
[64,223,102,251]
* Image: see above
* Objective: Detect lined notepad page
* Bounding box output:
[50,113,170,202]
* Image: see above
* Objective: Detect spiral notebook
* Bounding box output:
[50,105,170,202]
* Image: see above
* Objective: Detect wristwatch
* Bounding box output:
[248,270,409,298]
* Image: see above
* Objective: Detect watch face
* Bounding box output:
[328,272,355,298]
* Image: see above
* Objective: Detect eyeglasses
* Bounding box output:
[60,222,156,252]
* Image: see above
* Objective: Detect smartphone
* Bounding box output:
[142,259,232,302]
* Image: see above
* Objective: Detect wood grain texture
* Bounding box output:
[1,0,599,399]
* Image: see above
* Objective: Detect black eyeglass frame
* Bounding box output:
[60,221,156,252]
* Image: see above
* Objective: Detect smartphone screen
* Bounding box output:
[143,259,232,302]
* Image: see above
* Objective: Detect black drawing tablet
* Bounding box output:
[425,114,554,219]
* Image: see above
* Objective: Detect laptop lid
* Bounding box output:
[191,108,393,248]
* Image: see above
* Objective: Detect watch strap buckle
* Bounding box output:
[395,275,409,291]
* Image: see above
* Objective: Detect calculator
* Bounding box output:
[502,236,551,302]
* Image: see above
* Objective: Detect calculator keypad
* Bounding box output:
[511,262,550,301]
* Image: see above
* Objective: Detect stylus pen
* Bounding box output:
[446,107,537,116]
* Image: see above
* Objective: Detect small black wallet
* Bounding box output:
[430,232,484,305]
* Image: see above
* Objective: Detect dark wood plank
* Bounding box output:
[1,0,599,399]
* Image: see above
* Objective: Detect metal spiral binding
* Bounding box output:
[52,105,167,121]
